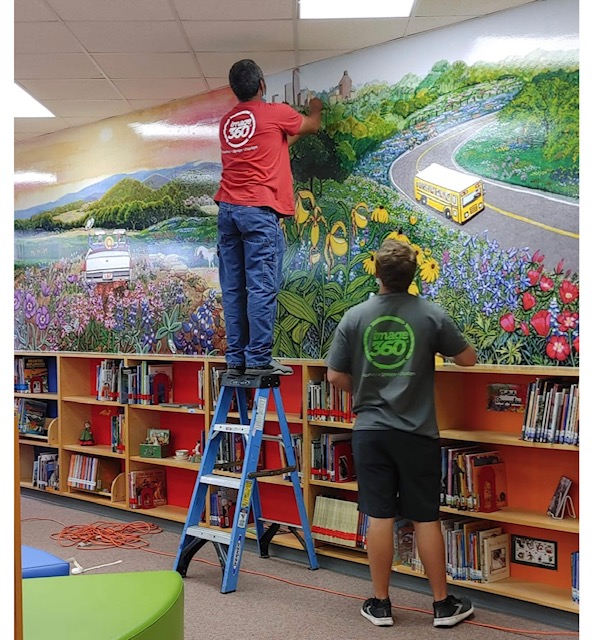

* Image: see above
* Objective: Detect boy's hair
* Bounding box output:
[228,59,264,102]
[375,239,417,292]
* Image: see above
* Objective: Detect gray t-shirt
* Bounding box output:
[325,292,469,438]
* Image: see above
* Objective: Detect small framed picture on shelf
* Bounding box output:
[511,534,557,570]
[547,475,575,519]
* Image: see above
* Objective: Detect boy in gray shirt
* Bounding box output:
[326,238,477,628]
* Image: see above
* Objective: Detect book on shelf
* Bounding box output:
[547,475,573,519]
[473,461,507,513]
[129,468,167,509]
[148,363,174,404]
[571,550,579,603]
[36,452,59,491]
[17,398,48,437]
[111,412,125,453]
[15,356,50,393]
[68,454,120,495]
[482,533,510,583]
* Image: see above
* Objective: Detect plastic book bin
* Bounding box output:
[21,545,70,579]
[23,570,184,640]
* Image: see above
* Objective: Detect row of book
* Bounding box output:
[311,495,368,549]
[307,377,353,422]
[95,359,204,407]
[16,398,49,438]
[210,487,238,528]
[311,433,355,482]
[67,453,120,494]
[440,444,507,512]
[521,378,579,445]
[14,355,50,394]
[32,452,59,491]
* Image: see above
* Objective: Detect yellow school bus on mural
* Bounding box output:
[413,163,484,224]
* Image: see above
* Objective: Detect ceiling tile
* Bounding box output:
[298,50,352,66]
[196,51,297,77]
[414,0,534,18]
[91,53,200,79]
[14,117,72,134]
[126,99,176,110]
[297,19,408,50]
[18,78,123,101]
[15,53,103,79]
[15,0,59,22]
[112,78,209,100]
[15,22,84,53]
[172,0,294,21]
[404,16,468,37]
[41,100,134,118]
[66,21,189,53]
[46,0,176,21]
[184,20,294,53]
[205,77,231,90]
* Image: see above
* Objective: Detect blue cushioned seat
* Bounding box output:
[21,545,70,579]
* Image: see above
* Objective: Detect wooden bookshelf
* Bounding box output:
[15,352,579,615]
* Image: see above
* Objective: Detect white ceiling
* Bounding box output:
[14,0,539,142]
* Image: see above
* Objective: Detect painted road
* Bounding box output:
[389,116,579,272]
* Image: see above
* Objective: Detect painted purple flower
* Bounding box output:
[36,305,50,330]
[24,293,37,319]
[41,281,52,296]
[14,289,24,311]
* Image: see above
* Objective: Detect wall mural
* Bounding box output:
[14,0,578,366]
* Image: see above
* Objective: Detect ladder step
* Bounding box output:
[200,473,241,489]
[214,423,251,435]
[186,525,232,545]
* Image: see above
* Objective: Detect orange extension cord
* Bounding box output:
[22,517,578,637]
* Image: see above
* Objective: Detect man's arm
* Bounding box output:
[288,97,323,146]
[326,368,353,394]
[449,344,477,367]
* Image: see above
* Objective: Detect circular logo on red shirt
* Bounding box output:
[223,110,256,148]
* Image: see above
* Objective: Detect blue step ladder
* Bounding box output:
[174,372,319,593]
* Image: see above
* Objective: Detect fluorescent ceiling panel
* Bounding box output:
[299,0,414,19]
[14,83,55,117]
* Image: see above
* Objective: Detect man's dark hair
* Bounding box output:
[375,239,417,293]
[228,59,264,102]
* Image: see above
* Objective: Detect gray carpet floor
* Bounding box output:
[20,493,578,640]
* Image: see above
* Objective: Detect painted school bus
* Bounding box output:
[413,163,484,224]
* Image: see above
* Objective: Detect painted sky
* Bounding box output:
[14,86,236,211]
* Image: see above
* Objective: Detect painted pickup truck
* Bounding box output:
[85,229,131,283]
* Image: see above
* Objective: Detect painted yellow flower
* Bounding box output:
[371,205,389,223]
[386,231,410,244]
[309,206,327,248]
[410,243,425,265]
[409,215,417,225]
[424,247,432,256]
[294,190,315,225]
[351,202,369,231]
[420,257,440,283]
[408,281,420,296]
[309,247,321,264]
[363,251,376,275]
[359,240,366,248]
[324,221,348,267]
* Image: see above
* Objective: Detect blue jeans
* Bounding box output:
[217,202,284,367]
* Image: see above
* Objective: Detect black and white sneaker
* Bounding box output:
[226,364,245,377]
[360,597,394,626]
[244,359,294,376]
[433,595,474,627]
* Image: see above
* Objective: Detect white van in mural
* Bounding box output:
[85,229,131,283]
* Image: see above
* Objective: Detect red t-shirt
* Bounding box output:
[214,100,303,216]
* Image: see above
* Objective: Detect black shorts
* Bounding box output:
[351,429,441,522]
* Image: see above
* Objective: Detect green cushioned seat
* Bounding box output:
[23,570,184,640]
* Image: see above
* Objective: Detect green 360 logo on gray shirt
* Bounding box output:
[363,315,415,369]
